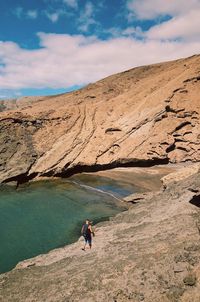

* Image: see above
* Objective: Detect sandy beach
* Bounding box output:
[84,165,181,192]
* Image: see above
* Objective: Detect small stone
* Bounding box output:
[167,286,185,300]
[183,274,197,286]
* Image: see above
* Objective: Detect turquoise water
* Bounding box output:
[0,174,134,274]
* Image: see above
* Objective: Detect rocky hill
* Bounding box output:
[0,55,200,184]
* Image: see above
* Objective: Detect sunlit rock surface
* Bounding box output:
[0,55,200,184]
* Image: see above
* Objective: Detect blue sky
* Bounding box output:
[0,0,200,99]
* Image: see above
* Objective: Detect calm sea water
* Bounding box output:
[0,174,135,274]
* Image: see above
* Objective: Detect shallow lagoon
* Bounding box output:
[0,174,135,274]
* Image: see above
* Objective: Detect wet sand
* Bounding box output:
[85,165,181,192]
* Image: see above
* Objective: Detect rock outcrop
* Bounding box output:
[0,165,200,301]
[161,163,200,188]
[0,55,200,184]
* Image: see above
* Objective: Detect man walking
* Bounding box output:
[81,219,95,251]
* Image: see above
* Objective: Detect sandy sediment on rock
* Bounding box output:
[89,164,182,192]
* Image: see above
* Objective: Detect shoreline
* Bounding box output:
[0,164,170,274]
[80,164,184,192]
[0,163,200,301]
[2,164,179,273]
[0,162,193,191]
[0,163,197,274]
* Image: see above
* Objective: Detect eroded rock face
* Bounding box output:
[0,55,200,183]
[161,163,200,188]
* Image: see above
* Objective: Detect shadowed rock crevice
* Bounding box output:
[166,143,176,153]
[174,121,192,132]
[2,172,39,186]
[2,158,170,184]
[43,158,170,178]
[105,127,122,133]
[183,75,200,83]
[189,195,200,208]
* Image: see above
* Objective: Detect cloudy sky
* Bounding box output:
[0,0,200,99]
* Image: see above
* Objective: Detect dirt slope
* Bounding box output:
[0,55,200,184]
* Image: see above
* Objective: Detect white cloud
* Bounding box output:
[45,11,60,22]
[127,0,200,20]
[107,26,143,38]
[13,7,38,20]
[63,0,78,9]
[146,10,200,41]
[44,7,73,23]
[27,10,38,19]
[0,32,199,92]
[127,0,200,42]
[13,7,23,18]
[78,2,97,32]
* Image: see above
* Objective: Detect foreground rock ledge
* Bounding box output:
[0,169,200,302]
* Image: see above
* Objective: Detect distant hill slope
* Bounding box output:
[0,96,47,112]
[0,54,200,184]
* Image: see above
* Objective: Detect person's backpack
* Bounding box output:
[82,224,90,237]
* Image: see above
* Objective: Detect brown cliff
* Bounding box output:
[0,55,200,184]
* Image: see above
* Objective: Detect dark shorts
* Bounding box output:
[83,235,92,244]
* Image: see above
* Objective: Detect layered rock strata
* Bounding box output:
[0,55,200,184]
